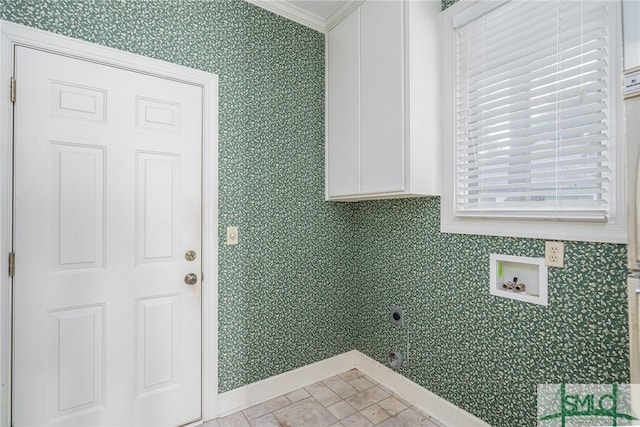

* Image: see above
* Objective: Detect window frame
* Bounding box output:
[440,0,626,244]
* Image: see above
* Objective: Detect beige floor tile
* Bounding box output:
[218,411,251,427]
[341,412,374,427]
[412,407,434,419]
[248,413,280,427]
[326,400,357,420]
[274,397,338,427]
[348,376,375,391]
[213,370,447,427]
[338,369,362,382]
[364,375,378,384]
[286,388,311,403]
[378,396,409,416]
[360,403,391,424]
[345,386,390,411]
[305,381,342,407]
[377,383,393,395]
[391,394,412,407]
[243,396,291,420]
[323,376,359,399]
[375,417,408,427]
[396,408,440,426]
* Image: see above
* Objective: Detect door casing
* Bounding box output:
[0,21,219,427]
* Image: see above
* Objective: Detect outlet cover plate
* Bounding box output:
[545,241,564,268]
[226,226,239,245]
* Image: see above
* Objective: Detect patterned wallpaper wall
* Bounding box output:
[1,0,357,393]
[1,1,631,427]
[354,198,628,426]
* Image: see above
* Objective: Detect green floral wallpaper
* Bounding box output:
[0,0,357,393]
[354,198,628,426]
[1,1,630,427]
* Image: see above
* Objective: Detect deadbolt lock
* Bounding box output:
[185,250,197,261]
[184,273,198,286]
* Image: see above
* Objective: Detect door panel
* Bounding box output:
[50,80,107,122]
[136,153,180,263]
[136,97,181,132]
[13,46,202,426]
[135,295,178,396]
[51,143,106,269]
[47,304,105,422]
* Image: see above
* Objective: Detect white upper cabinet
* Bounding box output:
[326,0,441,201]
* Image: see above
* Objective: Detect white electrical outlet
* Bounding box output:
[545,241,564,268]
[226,226,239,245]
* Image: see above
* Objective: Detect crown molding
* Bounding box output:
[246,0,364,33]
[324,1,364,31]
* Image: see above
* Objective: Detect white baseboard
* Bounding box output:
[217,351,357,417]
[354,352,490,427]
[216,350,489,426]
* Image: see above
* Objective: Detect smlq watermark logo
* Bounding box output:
[538,384,639,426]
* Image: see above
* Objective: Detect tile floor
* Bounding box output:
[203,369,446,427]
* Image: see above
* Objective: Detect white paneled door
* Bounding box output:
[12,46,203,426]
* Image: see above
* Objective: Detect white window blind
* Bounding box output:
[455,0,613,221]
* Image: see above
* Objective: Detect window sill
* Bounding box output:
[440,213,626,244]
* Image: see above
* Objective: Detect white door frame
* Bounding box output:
[0,21,219,427]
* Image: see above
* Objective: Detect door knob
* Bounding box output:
[185,250,197,261]
[184,273,198,286]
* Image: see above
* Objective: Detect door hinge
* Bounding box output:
[8,252,15,278]
[10,77,15,103]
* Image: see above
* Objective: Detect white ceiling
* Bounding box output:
[246,0,364,33]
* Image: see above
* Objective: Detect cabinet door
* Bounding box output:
[327,10,360,198]
[360,0,405,194]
